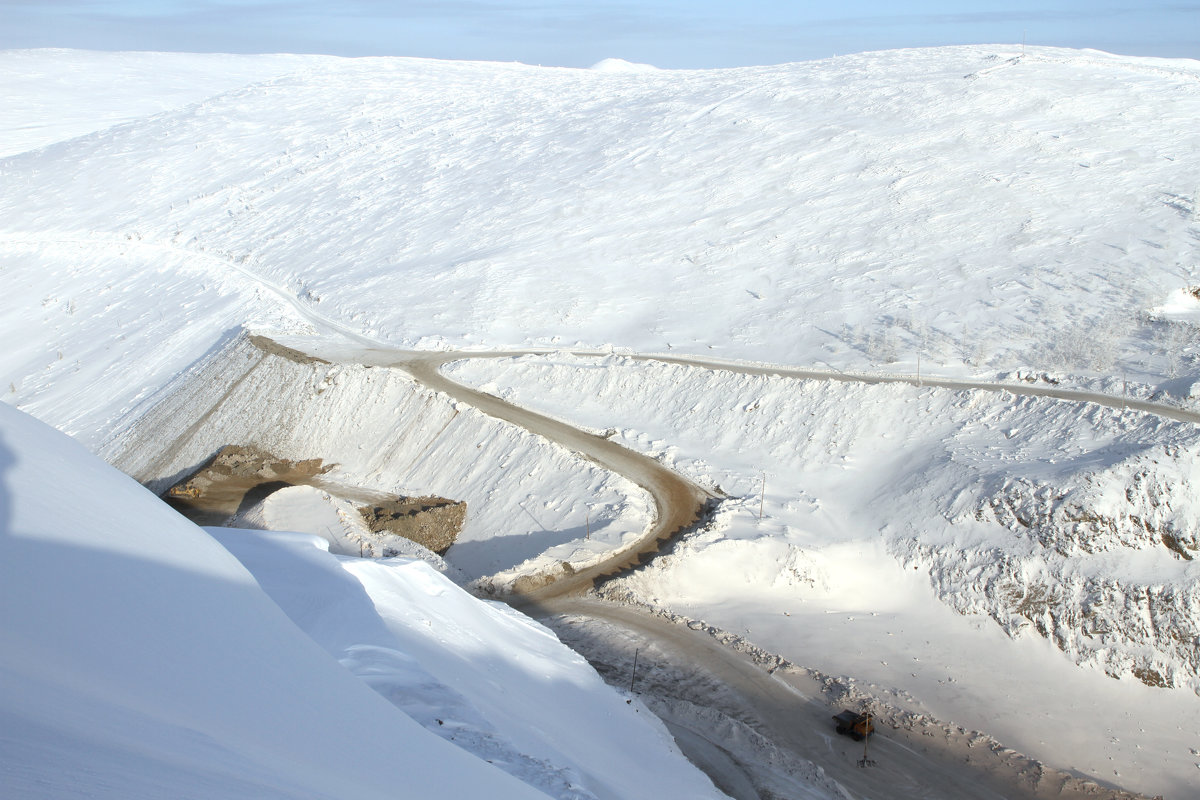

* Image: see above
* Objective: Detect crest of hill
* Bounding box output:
[2,45,1200,418]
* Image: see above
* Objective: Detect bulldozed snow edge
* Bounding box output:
[98,332,652,583]
[450,354,1200,690]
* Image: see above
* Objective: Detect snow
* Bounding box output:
[4,46,1200,395]
[210,526,720,800]
[0,402,556,799]
[0,49,333,158]
[0,396,722,799]
[447,353,1200,798]
[3,43,1200,799]
[590,58,659,72]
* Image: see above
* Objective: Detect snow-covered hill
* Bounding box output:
[3,45,1200,799]
[3,45,1200,409]
[0,400,723,799]
[449,352,1200,798]
[0,402,539,799]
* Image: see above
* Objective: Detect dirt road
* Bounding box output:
[362,349,715,601]
[265,335,1153,800]
[543,598,1142,800]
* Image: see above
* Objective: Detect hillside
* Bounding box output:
[2,46,1200,799]
[4,45,1200,430]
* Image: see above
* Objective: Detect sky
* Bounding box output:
[2,1,1198,69]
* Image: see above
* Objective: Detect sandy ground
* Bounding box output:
[163,444,392,525]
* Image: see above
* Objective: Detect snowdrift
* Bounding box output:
[0,400,722,800]
[0,402,550,799]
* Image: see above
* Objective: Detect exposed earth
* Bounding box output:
[165,443,465,555]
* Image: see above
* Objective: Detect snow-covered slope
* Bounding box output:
[448,353,1200,798]
[4,45,1200,799]
[3,45,1200,412]
[0,49,333,158]
[0,402,551,799]
[0,399,723,799]
[210,526,721,800]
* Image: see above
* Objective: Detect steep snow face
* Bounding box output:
[451,354,1200,689]
[0,397,724,800]
[446,353,1200,799]
[100,335,651,582]
[211,527,724,800]
[3,46,1200,403]
[0,402,557,800]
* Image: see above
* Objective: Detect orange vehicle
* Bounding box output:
[832,710,874,740]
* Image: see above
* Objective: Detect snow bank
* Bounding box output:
[229,482,458,571]
[211,527,724,800]
[448,353,1200,799]
[590,58,659,72]
[99,333,651,582]
[0,402,552,799]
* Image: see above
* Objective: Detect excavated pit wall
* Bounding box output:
[99,332,647,580]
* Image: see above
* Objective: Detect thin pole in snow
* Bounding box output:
[586,511,591,540]
[758,474,766,520]
[858,704,876,768]
[917,355,921,387]
[629,648,640,696]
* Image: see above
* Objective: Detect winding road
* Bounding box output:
[268,334,1158,800]
[26,235,1163,797]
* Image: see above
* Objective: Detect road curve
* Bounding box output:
[268,336,1200,604]
[263,339,716,602]
[259,335,1159,799]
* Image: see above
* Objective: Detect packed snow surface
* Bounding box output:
[3,44,1200,799]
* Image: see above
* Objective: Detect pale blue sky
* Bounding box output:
[2,1,1197,68]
